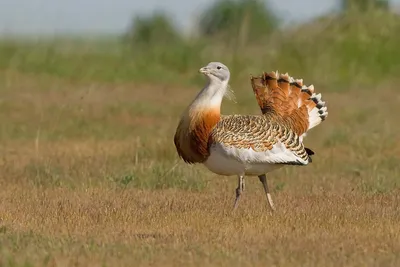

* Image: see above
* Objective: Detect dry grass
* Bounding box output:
[1,186,400,267]
[0,70,400,266]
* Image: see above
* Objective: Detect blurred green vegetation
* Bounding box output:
[0,2,399,91]
[198,0,278,44]
[341,0,389,12]
[124,11,181,46]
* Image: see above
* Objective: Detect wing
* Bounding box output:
[209,115,311,165]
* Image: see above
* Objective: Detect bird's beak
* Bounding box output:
[199,67,209,74]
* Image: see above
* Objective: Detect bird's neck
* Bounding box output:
[173,80,227,164]
[187,80,227,142]
[190,79,228,112]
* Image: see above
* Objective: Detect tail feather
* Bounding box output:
[304,147,315,163]
[277,72,290,97]
[250,71,328,138]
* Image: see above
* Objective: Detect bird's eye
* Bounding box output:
[217,66,222,70]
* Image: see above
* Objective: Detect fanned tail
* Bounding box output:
[250,71,328,138]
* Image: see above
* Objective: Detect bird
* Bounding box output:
[173,62,328,211]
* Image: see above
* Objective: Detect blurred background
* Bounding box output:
[1,0,399,88]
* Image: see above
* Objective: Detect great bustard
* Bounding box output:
[174,62,328,211]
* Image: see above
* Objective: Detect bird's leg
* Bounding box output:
[233,175,245,211]
[258,174,276,211]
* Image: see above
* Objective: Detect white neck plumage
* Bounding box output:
[191,78,229,110]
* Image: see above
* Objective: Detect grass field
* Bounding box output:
[1,10,400,266]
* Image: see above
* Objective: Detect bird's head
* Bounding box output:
[199,62,230,84]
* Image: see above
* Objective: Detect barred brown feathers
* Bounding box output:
[210,114,311,164]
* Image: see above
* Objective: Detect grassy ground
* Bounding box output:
[1,10,400,266]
